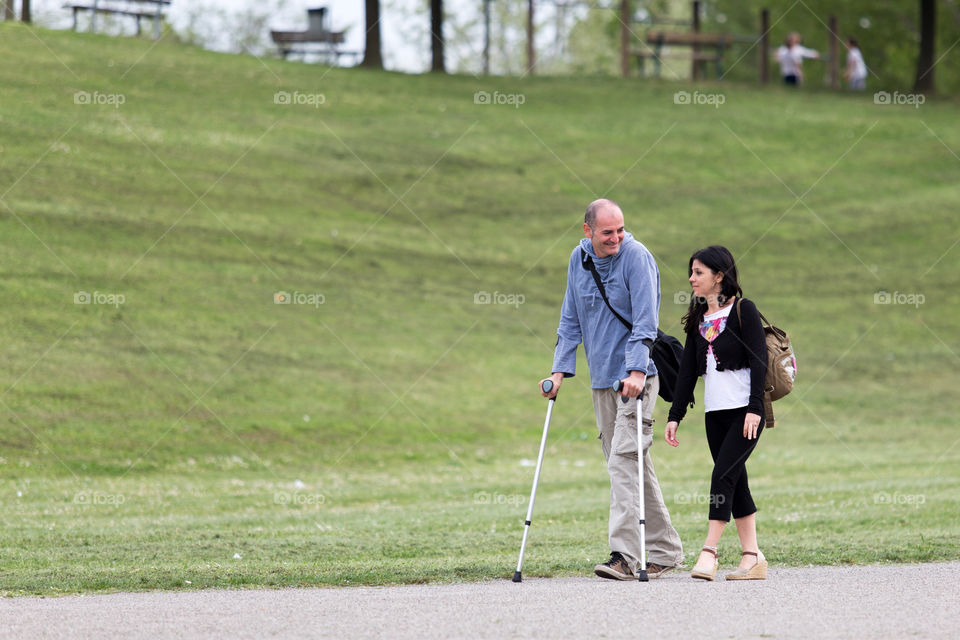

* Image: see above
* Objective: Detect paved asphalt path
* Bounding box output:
[2,562,957,639]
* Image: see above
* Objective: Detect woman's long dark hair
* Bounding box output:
[681,245,744,335]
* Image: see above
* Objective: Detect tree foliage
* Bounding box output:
[696,0,959,93]
[560,0,959,92]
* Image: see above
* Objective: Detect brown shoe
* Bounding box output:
[646,562,677,579]
[594,552,634,580]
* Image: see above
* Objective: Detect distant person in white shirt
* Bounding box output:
[775,32,819,86]
[844,37,867,90]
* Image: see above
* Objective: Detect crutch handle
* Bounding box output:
[541,379,554,395]
[613,380,643,404]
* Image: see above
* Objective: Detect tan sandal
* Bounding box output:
[725,551,767,580]
[690,546,718,581]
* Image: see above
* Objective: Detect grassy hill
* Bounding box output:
[0,23,957,595]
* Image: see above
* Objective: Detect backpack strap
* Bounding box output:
[736,296,773,329]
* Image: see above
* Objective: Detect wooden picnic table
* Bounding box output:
[65,0,171,40]
[634,30,734,78]
[270,7,357,63]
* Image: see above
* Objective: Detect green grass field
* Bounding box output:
[0,23,958,596]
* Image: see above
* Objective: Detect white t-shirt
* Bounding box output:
[847,47,867,80]
[776,44,818,77]
[700,304,751,412]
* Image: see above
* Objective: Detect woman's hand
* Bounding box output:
[743,412,762,440]
[665,421,680,447]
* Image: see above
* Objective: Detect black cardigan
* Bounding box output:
[667,297,768,423]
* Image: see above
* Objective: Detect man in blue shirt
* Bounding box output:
[540,199,683,579]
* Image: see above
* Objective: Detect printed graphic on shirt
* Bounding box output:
[699,317,727,343]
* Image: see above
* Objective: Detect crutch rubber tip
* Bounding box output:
[512,571,523,583]
[637,570,649,582]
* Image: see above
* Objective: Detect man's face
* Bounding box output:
[584,209,625,258]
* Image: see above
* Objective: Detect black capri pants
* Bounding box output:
[705,406,764,521]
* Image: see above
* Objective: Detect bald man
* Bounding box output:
[540,199,683,579]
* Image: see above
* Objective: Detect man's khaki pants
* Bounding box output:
[593,375,684,572]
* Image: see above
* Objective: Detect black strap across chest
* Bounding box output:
[581,248,632,331]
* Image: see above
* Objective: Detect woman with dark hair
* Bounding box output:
[664,246,768,581]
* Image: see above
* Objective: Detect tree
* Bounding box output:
[525,0,534,74]
[3,1,15,22]
[431,0,445,72]
[914,0,936,94]
[21,0,30,23]
[228,4,278,56]
[361,0,383,69]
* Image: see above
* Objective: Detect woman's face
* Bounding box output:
[689,259,722,298]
